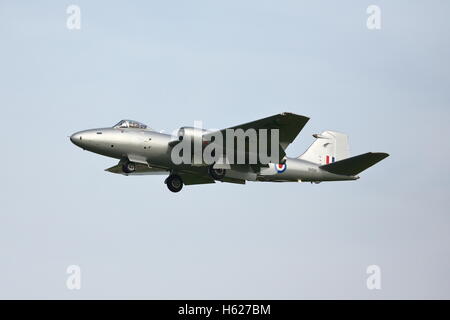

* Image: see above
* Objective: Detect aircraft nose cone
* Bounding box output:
[70,132,83,147]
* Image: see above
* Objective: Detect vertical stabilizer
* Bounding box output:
[299,131,350,165]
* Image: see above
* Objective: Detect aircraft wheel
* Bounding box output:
[208,166,226,180]
[122,161,136,174]
[166,175,183,193]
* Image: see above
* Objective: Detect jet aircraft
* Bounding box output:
[70,113,389,192]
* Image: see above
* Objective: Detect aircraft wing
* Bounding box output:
[106,162,245,186]
[203,112,309,163]
[105,163,168,176]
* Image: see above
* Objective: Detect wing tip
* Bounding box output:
[368,152,390,159]
[279,113,310,128]
[281,111,310,120]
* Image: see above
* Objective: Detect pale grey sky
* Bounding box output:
[0,1,449,299]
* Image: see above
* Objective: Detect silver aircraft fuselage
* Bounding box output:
[71,127,173,168]
[70,126,357,183]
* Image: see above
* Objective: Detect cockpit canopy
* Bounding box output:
[113,120,148,129]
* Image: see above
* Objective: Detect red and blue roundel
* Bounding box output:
[276,163,287,173]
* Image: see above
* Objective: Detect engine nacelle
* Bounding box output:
[169,127,221,166]
[177,126,210,143]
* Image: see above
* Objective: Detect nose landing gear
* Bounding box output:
[165,174,183,193]
[122,161,136,174]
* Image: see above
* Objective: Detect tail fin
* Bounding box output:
[320,152,389,176]
[299,131,350,165]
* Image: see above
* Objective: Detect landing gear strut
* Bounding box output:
[165,174,183,193]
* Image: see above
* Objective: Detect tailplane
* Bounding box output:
[320,152,389,176]
[299,131,350,165]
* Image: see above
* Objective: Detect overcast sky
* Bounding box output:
[0,0,449,299]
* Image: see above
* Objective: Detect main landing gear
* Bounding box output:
[165,174,183,193]
[208,166,226,180]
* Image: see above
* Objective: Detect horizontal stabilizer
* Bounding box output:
[320,152,389,176]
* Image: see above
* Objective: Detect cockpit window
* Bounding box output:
[113,120,147,129]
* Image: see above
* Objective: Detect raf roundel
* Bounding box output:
[276,163,287,173]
